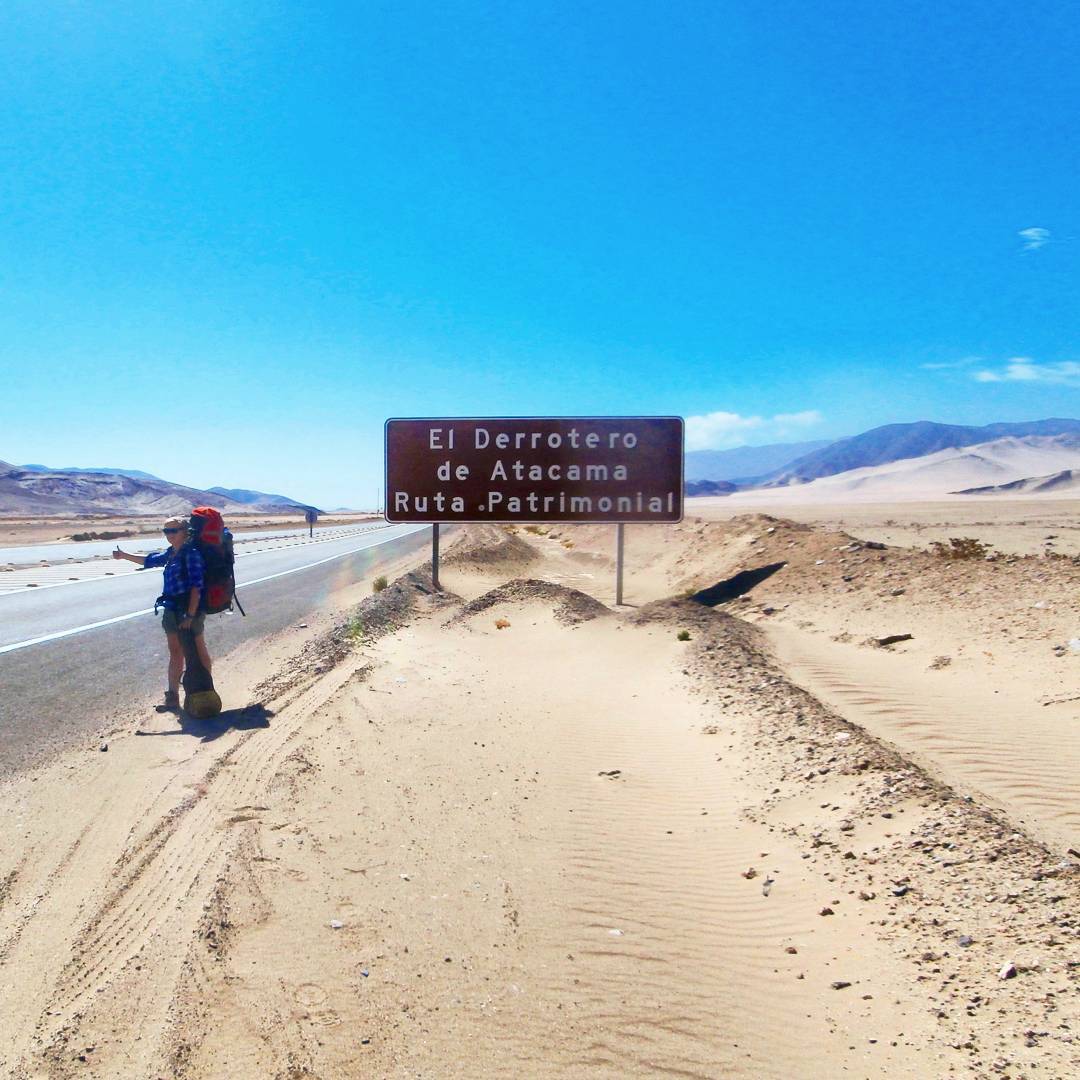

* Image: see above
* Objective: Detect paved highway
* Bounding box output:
[0,520,380,568]
[0,523,395,596]
[0,523,431,775]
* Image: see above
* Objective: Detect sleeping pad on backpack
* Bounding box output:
[179,628,222,718]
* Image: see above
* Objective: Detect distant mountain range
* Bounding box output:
[685,418,1080,501]
[20,464,165,483]
[208,485,313,508]
[684,439,833,483]
[0,461,319,517]
[761,434,1080,501]
[685,479,738,496]
[755,418,1080,487]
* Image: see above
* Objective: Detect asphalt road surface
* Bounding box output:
[0,520,379,568]
[0,523,431,776]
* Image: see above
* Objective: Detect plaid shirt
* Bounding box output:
[144,544,205,610]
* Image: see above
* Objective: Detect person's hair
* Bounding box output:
[162,517,187,531]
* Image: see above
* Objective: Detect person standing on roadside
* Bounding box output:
[113,516,213,711]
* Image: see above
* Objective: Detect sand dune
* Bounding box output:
[717,434,1080,503]
[955,467,1080,496]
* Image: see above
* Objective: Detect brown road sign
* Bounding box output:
[384,416,684,524]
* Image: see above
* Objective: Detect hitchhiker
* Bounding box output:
[113,517,213,711]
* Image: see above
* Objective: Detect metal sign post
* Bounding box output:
[431,523,440,589]
[615,523,625,606]
[305,508,318,538]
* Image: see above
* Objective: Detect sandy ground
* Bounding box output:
[688,496,1080,557]
[0,513,378,549]
[0,512,1077,1078]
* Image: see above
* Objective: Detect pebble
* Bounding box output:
[819,906,835,916]
[998,962,1017,980]
[98,742,108,752]
[330,920,344,930]
[831,980,852,990]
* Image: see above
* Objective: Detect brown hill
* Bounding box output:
[0,467,258,517]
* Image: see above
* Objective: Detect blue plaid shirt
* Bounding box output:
[144,545,205,610]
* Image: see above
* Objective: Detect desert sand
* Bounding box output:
[690,495,1080,557]
[0,506,1076,1078]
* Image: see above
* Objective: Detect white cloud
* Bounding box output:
[685,409,823,451]
[920,356,980,371]
[974,357,1080,385]
[1018,226,1051,251]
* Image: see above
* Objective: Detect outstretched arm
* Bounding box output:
[112,546,147,567]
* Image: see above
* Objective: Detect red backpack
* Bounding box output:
[188,507,244,615]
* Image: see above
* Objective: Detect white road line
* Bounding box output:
[0,528,425,656]
[0,606,158,655]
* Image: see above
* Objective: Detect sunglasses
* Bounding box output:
[163,527,184,534]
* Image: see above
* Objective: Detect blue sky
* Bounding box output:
[1,1,1077,507]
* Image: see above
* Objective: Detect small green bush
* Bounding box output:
[346,616,365,642]
[372,575,388,592]
[677,629,691,642]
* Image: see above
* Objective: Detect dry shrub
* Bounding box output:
[72,530,134,542]
[495,618,511,630]
[930,537,989,560]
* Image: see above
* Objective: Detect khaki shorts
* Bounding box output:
[162,609,206,635]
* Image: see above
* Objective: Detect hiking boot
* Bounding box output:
[156,690,181,713]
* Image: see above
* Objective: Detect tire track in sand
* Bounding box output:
[21,660,367,1076]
